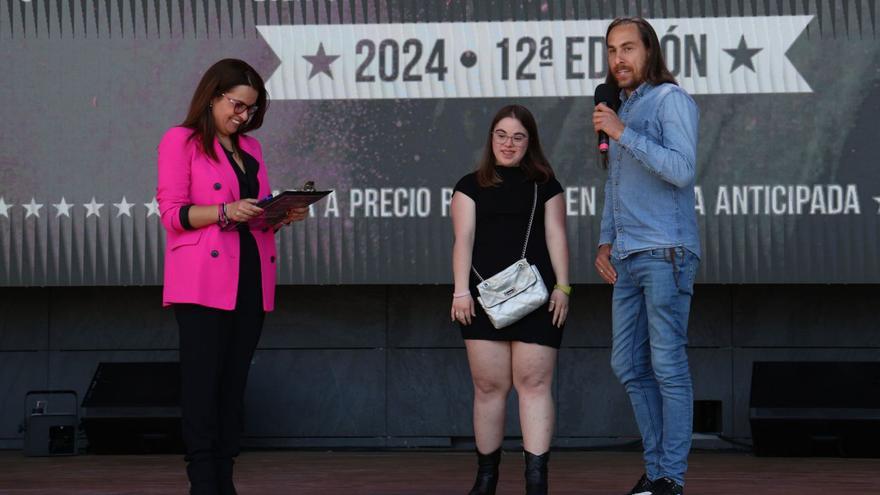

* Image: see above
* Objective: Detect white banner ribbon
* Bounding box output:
[258,16,813,100]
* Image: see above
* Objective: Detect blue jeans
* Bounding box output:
[610,247,698,486]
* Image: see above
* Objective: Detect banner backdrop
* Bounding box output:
[1,0,878,285]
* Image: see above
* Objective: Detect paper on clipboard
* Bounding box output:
[222,188,332,232]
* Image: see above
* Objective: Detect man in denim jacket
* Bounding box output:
[592,17,700,495]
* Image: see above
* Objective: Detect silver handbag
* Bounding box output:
[473,183,549,329]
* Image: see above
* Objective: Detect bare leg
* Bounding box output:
[512,341,557,454]
[465,339,513,453]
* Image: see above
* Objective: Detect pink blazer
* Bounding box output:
[156,126,277,311]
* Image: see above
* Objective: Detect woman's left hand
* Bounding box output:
[548,289,569,328]
[280,207,309,226]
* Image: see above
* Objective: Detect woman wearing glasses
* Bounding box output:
[451,105,570,495]
[156,59,307,495]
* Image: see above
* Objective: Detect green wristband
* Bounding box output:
[553,284,572,296]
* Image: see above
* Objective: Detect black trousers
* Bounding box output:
[174,248,264,493]
[176,301,263,457]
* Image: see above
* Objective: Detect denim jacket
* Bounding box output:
[599,82,701,260]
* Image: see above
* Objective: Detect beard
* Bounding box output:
[611,66,642,89]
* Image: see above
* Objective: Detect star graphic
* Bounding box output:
[114,196,134,217]
[724,35,763,73]
[83,197,103,218]
[23,198,43,218]
[874,196,880,214]
[145,197,160,217]
[0,197,10,218]
[53,197,73,218]
[303,43,340,80]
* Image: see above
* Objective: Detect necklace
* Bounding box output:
[220,142,245,172]
[220,143,238,157]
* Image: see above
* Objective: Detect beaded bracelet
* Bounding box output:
[218,203,229,227]
[453,290,471,298]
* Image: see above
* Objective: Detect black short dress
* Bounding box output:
[454,165,565,349]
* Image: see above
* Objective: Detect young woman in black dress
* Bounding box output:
[451,105,570,495]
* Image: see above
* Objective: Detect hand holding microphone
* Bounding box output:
[592,84,623,153]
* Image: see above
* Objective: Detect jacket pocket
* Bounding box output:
[168,230,203,251]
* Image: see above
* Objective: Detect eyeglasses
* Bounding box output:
[492,130,528,147]
[222,93,259,117]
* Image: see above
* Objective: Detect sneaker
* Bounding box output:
[627,473,654,495]
[650,477,683,495]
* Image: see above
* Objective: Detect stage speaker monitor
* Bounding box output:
[24,390,78,456]
[750,361,880,457]
[81,362,184,454]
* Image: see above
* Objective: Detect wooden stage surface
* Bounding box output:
[1,450,877,494]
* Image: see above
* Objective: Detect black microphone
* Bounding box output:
[594,83,621,154]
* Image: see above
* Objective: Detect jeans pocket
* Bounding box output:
[674,251,698,295]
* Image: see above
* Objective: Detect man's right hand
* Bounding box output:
[595,244,617,284]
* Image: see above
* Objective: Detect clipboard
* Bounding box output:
[222,185,332,232]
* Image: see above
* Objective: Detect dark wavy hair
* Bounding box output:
[180,58,268,161]
[476,105,554,188]
[604,17,677,91]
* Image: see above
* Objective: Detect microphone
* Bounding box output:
[594,83,621,154]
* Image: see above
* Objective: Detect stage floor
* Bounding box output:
[1,450,878,494]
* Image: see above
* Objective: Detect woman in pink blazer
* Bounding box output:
[156,59,306,495]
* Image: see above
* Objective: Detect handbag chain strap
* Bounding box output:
[472,182,538,282]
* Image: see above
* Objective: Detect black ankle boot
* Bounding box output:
[216,457,237,495]
[468,447,502,495]
[523,450,549,495]
[186,458,219,495]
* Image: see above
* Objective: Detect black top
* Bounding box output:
[454,166,565,348]
[222,147,261,232]
[222,146,264,312]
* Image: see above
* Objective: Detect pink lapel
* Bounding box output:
[238,136,271,199]
[211,138,241,201]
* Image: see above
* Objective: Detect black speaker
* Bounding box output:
[749,361,880,457]
[23,390,79,456]
[81,362,184,454]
